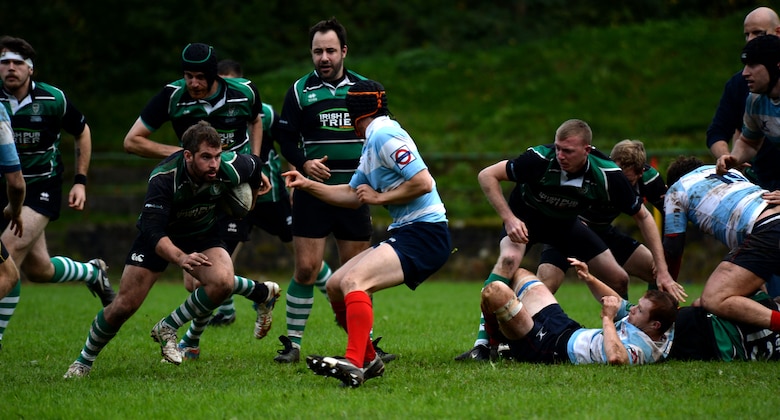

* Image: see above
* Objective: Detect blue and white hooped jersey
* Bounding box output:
[349,116,447,229]
[0,106,20,174]
[664,165,767,249]
[743,93,780,147]
[567,299,674,365]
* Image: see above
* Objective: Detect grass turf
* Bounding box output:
[1,278,778,419]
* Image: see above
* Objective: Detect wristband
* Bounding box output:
[74,174,87,185]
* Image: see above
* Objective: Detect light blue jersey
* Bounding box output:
[0,106,20,173]
[567,300,674,365]
[664,165,767,249]
[743,93,780,148]
[349,116,447,229]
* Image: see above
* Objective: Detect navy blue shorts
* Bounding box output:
[381,222,451,290]
[507,303,582,364]
[291,188,372,241]
[723,213,780,282]
[125,230,227,273]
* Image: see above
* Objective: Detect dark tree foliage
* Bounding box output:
[2,0,760,99]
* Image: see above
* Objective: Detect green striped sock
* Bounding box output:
[76,309,119,366]
[285,280,314,347]
[0,278,21,342]
[314,262,332,297]
[50,257,99,283]
[164,287,217,329]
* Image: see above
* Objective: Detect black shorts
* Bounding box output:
[382,222,451,290]
[508,303,581,364]
[0,175,63,223]
[539,224,640,271]
[723,213,780,281]
[0,240,9,263]
[217,199,293,250]
[503,207,609,262]
[291,188,372,241]
[124,230,227,273]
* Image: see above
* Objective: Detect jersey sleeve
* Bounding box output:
[378,133,426,180]
[139,86,175,131]
[641,167,667,211]
[706,72,747,148]
[0,108,20,173]
[60,98,87,137]
[743,93,766,141]
[277,85,306,169]
[608,170,644,216]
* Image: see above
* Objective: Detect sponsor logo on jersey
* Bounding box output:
[392,146,416,169]
[537,191,580,209]
[318,108,352,131]
[14,131,41,145]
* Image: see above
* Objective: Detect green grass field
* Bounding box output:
[1,277,778,419]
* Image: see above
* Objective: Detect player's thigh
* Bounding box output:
[702,261,765,304]
[340,243,404,295]
[1,207,48,260]
[621,244,654,283]
[191,247,234,289]
[334,238,371,264]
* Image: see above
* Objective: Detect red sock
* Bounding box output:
[344,291,373,367]
[770,310,780,332]
[331,300,347,331]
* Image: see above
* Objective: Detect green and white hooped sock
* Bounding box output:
[284,280,314,347]
[50,257,100,284]
[0,278,21,343]
[314,262,332,297]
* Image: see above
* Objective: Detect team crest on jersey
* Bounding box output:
[31,103,40,115]
[392,145,416,169]
[226,106,238,117]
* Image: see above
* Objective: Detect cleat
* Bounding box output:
[208,312,236,327]
[150,319,182,365]
[273,335,300,363]
[362,355,385,382]
[306,355,365,388]
[178,343,200,360]
[63,361,91,378]
[372,336,397,363]
[454,344,491,361]
[86,259,116,307]
[254,282,280,339]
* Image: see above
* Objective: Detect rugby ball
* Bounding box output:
[220,182,253,218]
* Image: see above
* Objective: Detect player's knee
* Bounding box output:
[482,281,512,308]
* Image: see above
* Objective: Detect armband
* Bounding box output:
[74,174,87,185]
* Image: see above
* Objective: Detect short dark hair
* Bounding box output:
[217,59,243,78]
[309,17,347,49]
[0,36,36,60]
[666,156,705,187]
[644,289,678,334]
[182,121,221,153]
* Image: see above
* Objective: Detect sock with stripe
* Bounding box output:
[314,262,332,297]
[50,256,100,284]
[75,309,119,367]
[284,280,314,347]
[0,278,21,344]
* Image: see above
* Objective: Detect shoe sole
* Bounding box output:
[306,355,363,388]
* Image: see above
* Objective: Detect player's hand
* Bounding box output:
[504,216,529,244]
[179,252,211,272]
[282,170,310,190]
[568,257,590,281]
[68,184,87,211]
[716,154,738,175]
[303,156,331,182]
[655,272,687,303]
[355,184,381,205]
[600,295,620,319]
[762,190,780,205]
[3,204,22,237]
[256,173,272,196]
